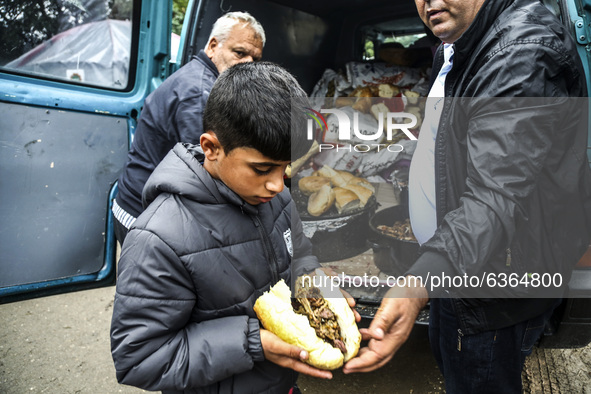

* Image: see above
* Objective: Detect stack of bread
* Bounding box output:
[298,165,375,217]
[334,85,423,134]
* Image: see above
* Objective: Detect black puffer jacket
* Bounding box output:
[111,143,320,393]
[407,0,591,333]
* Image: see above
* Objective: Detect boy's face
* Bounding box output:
[202,133,289,205]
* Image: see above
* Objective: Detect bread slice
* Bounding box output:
[342,183,373,208]
[333,187,360,215]
[347,176,375,193]
[315,166,355,188]
[307,184,335,216]
[298,176,331,196]
[336,170,356,185]
[314,165,339,179]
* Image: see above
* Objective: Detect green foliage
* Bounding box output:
[172,0,189,35]
[364,40,375,60]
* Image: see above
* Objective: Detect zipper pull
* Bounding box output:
[457,328,464,351]
[506,248,512,267]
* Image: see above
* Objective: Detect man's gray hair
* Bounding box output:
[205,11,266,49]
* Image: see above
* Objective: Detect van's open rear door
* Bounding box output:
[0,0,172,302]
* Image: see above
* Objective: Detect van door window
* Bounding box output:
[361,16,439,67]
[0,0,135,90]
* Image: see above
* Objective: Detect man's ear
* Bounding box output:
[200,132,221,161]
[204,37,218,58]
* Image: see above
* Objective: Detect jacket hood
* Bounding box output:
[142,142,258,214]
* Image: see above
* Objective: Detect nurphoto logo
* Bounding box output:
[305,105,418,153]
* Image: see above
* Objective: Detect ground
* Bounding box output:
[0,285,589,394]
[1,183,589,393]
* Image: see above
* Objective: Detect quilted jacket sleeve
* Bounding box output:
[110,228,263,391]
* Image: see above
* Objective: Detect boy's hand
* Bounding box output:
[260,329,333,379]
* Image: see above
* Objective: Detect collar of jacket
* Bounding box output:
[195,49,220,79]
[432,0,514,77]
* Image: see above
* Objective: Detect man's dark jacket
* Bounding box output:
[111,143,321,393]
[407,0,591,334]
[115,50,218,218]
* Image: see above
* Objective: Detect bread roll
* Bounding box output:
[333,187,360,214]
[352,97,372,113]
[347,177,376,193]
[315,166,354,188]
[335,97,356,107]
[307,184,335,216]
[314,165,339,179]
[298,176,331,196]
[253,274,361,370]
[342,183,373,208]
[337,170,356,184]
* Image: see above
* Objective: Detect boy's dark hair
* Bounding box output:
[203,61,312,161]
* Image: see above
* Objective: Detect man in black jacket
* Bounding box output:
[344,1,591,392]
[112,11,265,244]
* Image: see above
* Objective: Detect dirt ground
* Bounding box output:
[1,185,589,393]
[0,284,589,394]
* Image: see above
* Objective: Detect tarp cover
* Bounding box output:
[7,19,131,88]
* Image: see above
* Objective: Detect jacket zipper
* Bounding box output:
[506,248,512,267]
[457,328,464,351]
[435,46,455,225]
[253,215,280,284]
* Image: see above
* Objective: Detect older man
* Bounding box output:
[113,11,265,244]
[344,1,591,393]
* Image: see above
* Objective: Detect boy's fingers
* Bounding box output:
[294,363,333,379]
[283,345,332,379]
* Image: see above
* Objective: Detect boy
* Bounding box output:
[110,62,333,393]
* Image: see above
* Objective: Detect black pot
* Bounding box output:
[293,188,378,262]
[367,205,420,276]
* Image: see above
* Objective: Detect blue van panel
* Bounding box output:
[0,102,127,291]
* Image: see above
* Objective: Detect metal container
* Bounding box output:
[293,188,377,262]
[367,205,420,275]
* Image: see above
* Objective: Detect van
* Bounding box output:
[1,0,589,348]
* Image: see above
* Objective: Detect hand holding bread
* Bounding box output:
[254,272,361,370]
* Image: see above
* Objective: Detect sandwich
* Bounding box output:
[253,272,361,370]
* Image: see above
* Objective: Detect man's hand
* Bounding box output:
[344,289,362,323]
[260,329,333,379]
[342,276,429,374]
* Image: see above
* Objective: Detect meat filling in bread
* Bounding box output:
[292,284,347,354]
